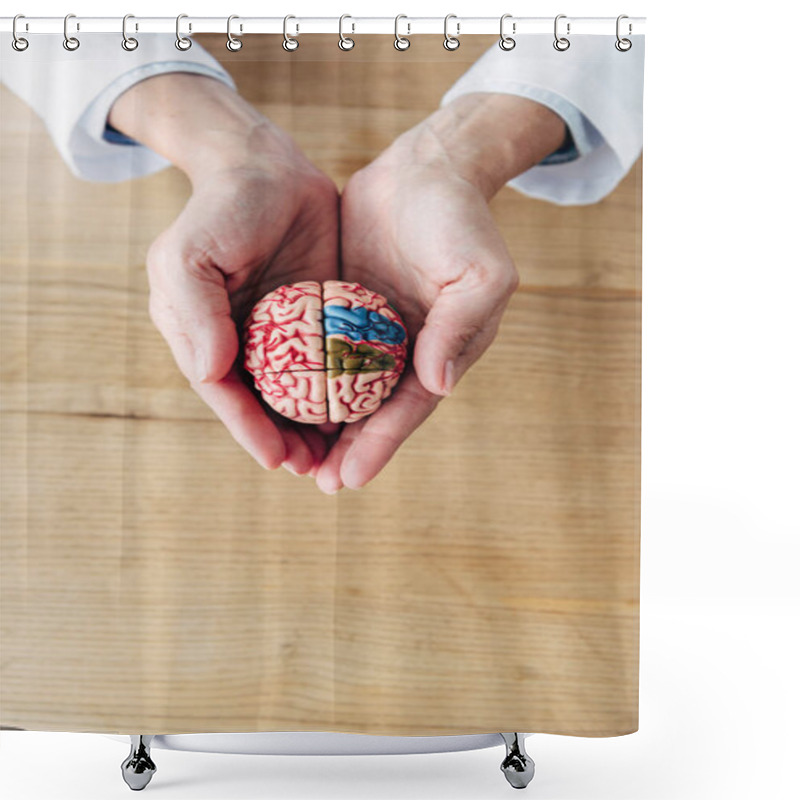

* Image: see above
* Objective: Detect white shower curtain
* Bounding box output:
[1,25,644,738]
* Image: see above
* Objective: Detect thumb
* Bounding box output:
[146,245,240,384]
[413,266,518,396]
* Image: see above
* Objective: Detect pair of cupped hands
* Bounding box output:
[109,74,565,494]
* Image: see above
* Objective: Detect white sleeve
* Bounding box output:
[440,34,644,205]
[0,33,236,183]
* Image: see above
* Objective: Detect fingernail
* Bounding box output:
[443,360,455,395]
[316,473,341,494]
[282,462,300,476]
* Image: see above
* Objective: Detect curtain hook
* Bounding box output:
[63,14,80,51]
[121,14,138,51]
[176,14,192,50]
[615,14,632,51]
[394,14,410,51]
[553,14,570,51]
[226,15,242,51]
[283,15,299,51]
[443,14,460,51]
[499,14,516,51]
[338,14,355,50]
[12,14,29,51]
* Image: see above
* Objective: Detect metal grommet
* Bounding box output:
[553,14,570,51]
[338,14,355,50]
[394,14,410,51]
[615,14,632,51]
[443,13,460,51]
[121,14,138,51]
[499,14,516,51]
[226,15,242,51]
[63,13,80,51]
[12,14,29,51]
[176,13,192,50]
[283,15,299,51]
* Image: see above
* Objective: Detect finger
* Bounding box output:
[314,421,363,494]
[147,243,240,385]
[275,421,343,482]
[297,426,333,473]
[305,422,344,479]
[339,373,442,490]
[413,264,518,396]
[191,371,286,470]
[277,425,314,476]
[282,421,338,477]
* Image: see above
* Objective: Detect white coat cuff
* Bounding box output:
[1,34,236,183]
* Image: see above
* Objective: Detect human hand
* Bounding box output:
[109,75,340,476]
[315,93,566,493]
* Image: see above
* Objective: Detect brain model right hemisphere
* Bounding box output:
[243,281,408,424]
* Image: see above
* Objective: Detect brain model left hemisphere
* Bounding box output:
[243,281,408,424]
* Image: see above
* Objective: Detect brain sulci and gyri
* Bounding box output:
[242,280,408,424]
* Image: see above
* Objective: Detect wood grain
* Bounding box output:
[0,35,641,736]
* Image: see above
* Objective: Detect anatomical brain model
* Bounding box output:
[243,281,408,424]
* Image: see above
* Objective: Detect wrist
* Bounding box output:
[108,73,299,185]
[388,93,567,199]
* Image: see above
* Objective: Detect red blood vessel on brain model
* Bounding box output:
[243,281,408,424]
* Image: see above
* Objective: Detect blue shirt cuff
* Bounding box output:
[542,126,578,165]
[103,124,138,146]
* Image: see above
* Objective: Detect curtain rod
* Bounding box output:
[1,16,646,36]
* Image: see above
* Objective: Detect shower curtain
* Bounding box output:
[0,27,644,737]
